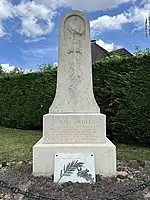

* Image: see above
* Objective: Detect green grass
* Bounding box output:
[0,127,150,162]
[116,144,150,161]
[0,127,41,162]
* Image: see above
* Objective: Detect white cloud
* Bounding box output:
[90,13,130,33]
[1,63,16,72]
[0,0,13,37]
[140,0,150,6]
[126,4,150,32]
[127,5,149,23]
[34,0,131,11]
[1,63,33,73]
[13,1,56,37]
[24,37,46,43]
[0,0,148,39]
[12,0,132,38]
[90,1,150,35]
[96,39,122,52]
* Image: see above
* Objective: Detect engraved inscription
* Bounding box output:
[59,119,98,125]
[47,119,102,144]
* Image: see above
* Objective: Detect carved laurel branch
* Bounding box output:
[57,160,84,183]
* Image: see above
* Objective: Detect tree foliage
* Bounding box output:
[0,66,25,76]
[38,63,58,72]
[0,65,3,75]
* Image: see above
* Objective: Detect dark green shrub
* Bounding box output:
[0,71,56,130]
[93,55,150,146]
[0,55,150,146]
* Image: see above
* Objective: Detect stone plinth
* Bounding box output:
[33,138,116,177]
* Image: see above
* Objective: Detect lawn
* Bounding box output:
[0,127,150,162]
[0,127,41,162]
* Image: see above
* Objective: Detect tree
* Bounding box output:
[38,63,57,72]
[0,65,3,75]
[134,46,150,57]
[9,67,24,74]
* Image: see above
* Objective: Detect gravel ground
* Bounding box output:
[0,160,150,200]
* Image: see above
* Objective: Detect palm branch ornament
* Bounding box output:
[57,160,94,183]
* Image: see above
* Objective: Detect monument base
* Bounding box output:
[33,138,116,177]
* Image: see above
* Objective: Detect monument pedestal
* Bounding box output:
[33,138,116,177]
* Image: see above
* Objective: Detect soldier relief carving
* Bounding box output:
[64,15,85,101]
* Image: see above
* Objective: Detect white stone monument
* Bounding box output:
[33,10,116,177]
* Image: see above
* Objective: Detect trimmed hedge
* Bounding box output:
[0,55,150,146]
[0,71,57,130]
[93,55,150,146]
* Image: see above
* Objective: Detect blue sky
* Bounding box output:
[0,0,150,72]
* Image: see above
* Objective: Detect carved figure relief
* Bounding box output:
[65,15,85,54]
[64,15,85,101]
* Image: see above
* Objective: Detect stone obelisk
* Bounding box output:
[33,10,116,177]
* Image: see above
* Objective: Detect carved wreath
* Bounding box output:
[68,16,85,36]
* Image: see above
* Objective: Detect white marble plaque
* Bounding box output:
[54,153,96,184]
